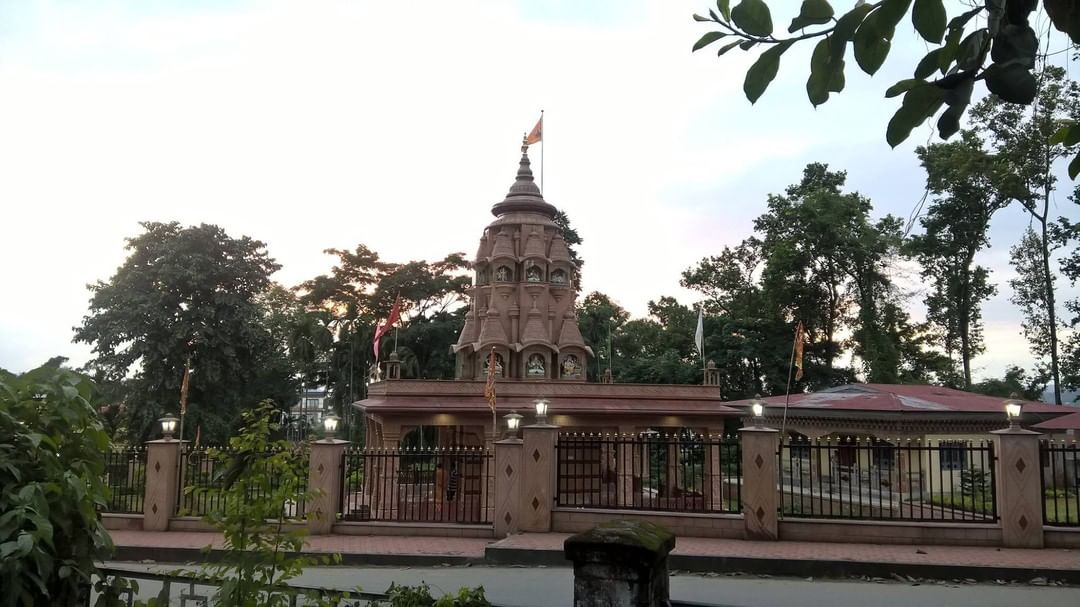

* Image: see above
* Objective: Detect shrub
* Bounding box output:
[0,366,113,606]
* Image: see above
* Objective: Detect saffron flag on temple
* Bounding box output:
[525,114,543,145]
[372,295,402,361]
[179,356,191,415]
[694,306,704,356]
[483,347,497,413]
[793,320,806,382]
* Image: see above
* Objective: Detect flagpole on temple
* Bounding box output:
[781,321,804,436]
[540,109,544,193]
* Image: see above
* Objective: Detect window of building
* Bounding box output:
[788,432,810,460]
[304,398,321,411]
[872,440,895,470]
[939,441,967,471]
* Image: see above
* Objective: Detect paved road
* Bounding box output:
[105,562,1080,607]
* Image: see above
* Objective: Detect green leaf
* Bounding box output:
[991,24,1038,69]
[717,0,732,21]
[1050,122,1080,146]
[693,13,712,22]
[947,7,982,32]
[854,18,891,75]
[1069,151,1080,180]
[789,0,834,32]
[693,31,728,52]
[1045,0,1080,44]
[731,0,773,37]
[912,0,946,43]
[956,30,988,71]
[886,83,943,147]
[806,37,832,106]
[914,49,943,78]
[830,2,875,64]
[885,78,924,98]
[983,61,1037,104]
[743,41,794,103]
[739,39,757,50]
[717,40,743,55]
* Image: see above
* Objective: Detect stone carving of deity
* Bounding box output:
[551,269,567,284]
[526,353,546,377]
[526,266,543,282]
[483,352,505,377]
[495,266,510,282]
[561,355,581,378]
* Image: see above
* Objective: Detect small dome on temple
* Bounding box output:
[491,146,557,219]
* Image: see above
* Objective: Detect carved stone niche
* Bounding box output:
[558,350,586,381]
[522,349,550,380]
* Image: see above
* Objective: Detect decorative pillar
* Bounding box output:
[377,430,401,520]
[520,423,559,532]
[705,427,725,511]
[703,361,719,386]
[308,439,350,535]
[143,439,183,531]
[494,437,523,537]
[739,425,779,541]
[991,427,1044,548]
[385,351,401,380]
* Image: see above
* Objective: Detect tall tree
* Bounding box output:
[970,65,1080,403]
[1010,227,1066,394]
[74,222,293,444]
[577,292,630,381]
[691,2,1080,175]
[553,210,585,291]
[909,131,1006,387]
[970,364,1049,402]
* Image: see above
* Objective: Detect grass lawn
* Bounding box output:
[1044,495,1080,525]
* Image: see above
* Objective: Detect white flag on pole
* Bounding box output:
[695,306,704,356]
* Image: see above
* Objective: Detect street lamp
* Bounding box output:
[1005,394,1024,430]
[534,398,550,424]
[323,414,341,440]
[503,411,523,438]
[159,415,179,441]
[750,394,764,425]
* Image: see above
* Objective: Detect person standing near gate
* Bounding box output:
[447,461,460,502]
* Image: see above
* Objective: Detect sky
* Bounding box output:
[1,0,1078,385]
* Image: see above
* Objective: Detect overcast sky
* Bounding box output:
[2,1,1078,384]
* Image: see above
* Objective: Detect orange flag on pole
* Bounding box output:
[525,114,542,145]
[793,321,806,382]
[179,356,191,415]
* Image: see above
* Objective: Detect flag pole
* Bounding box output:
[540,109,544,193]
[781,326,798,437]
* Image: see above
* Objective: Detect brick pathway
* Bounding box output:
[109,530,489,558]
[491,533,1080,571]
[110,530,1080,572]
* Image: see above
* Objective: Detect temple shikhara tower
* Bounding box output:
[356,146,736,454]
[452,145,591,382]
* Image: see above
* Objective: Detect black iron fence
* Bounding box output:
[778,437,997,523]
[102,448,146,514]
[339,446,492,524]
[555,433,742,514]
[1041,440,1080,526]
[177,447,308,517]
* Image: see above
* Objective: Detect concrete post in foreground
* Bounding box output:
[520,423,559,532]
[308,439,350,535]
[494,437,523,537]
[564,520,676,607]
[143,439,183,531]
[991,427,1044,548]
[739,425,779,541]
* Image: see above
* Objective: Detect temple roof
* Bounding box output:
[491,146,557,219]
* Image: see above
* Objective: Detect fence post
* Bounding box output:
[143,439,183,531]
[308,438,350,535]
[494,437,523,537]
[739,425,779,541]
[991,427,1044,548]
[520,422,559,532]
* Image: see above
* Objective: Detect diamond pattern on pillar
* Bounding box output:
[754,454,764,469]
[755,506,765,521]
[505,464,514,478]
[155,461,161,473]
[532,449,541,463]
[1018,515,1028,529]
[1015,458,1026,474]
[504,512,513,526]
[317,463,325,475]
[531,497,540,510]
[152,503,158,514]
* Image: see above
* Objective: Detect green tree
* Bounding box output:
[577,292,630,381]
[909,131,1006,387]
[1,366,113,606]
[74,222,294,444]
[692,1,1080,174]
[553,210,585,291]
[969,65,1080,403]
[970,364,1048,401]
[1009,227,1066,397]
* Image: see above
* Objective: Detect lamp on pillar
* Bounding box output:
[159,415,179,441]
[750,394,764,427]
[322,414,341,441]
[533,397,549,424]
[1004,394,1024,430]
[503,410,523,438]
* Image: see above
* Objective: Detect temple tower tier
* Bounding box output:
[454,146,591,381]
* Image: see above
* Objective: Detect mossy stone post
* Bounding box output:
[563,520,676,607]
[143,439,183,531]
[308,438,350,535]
